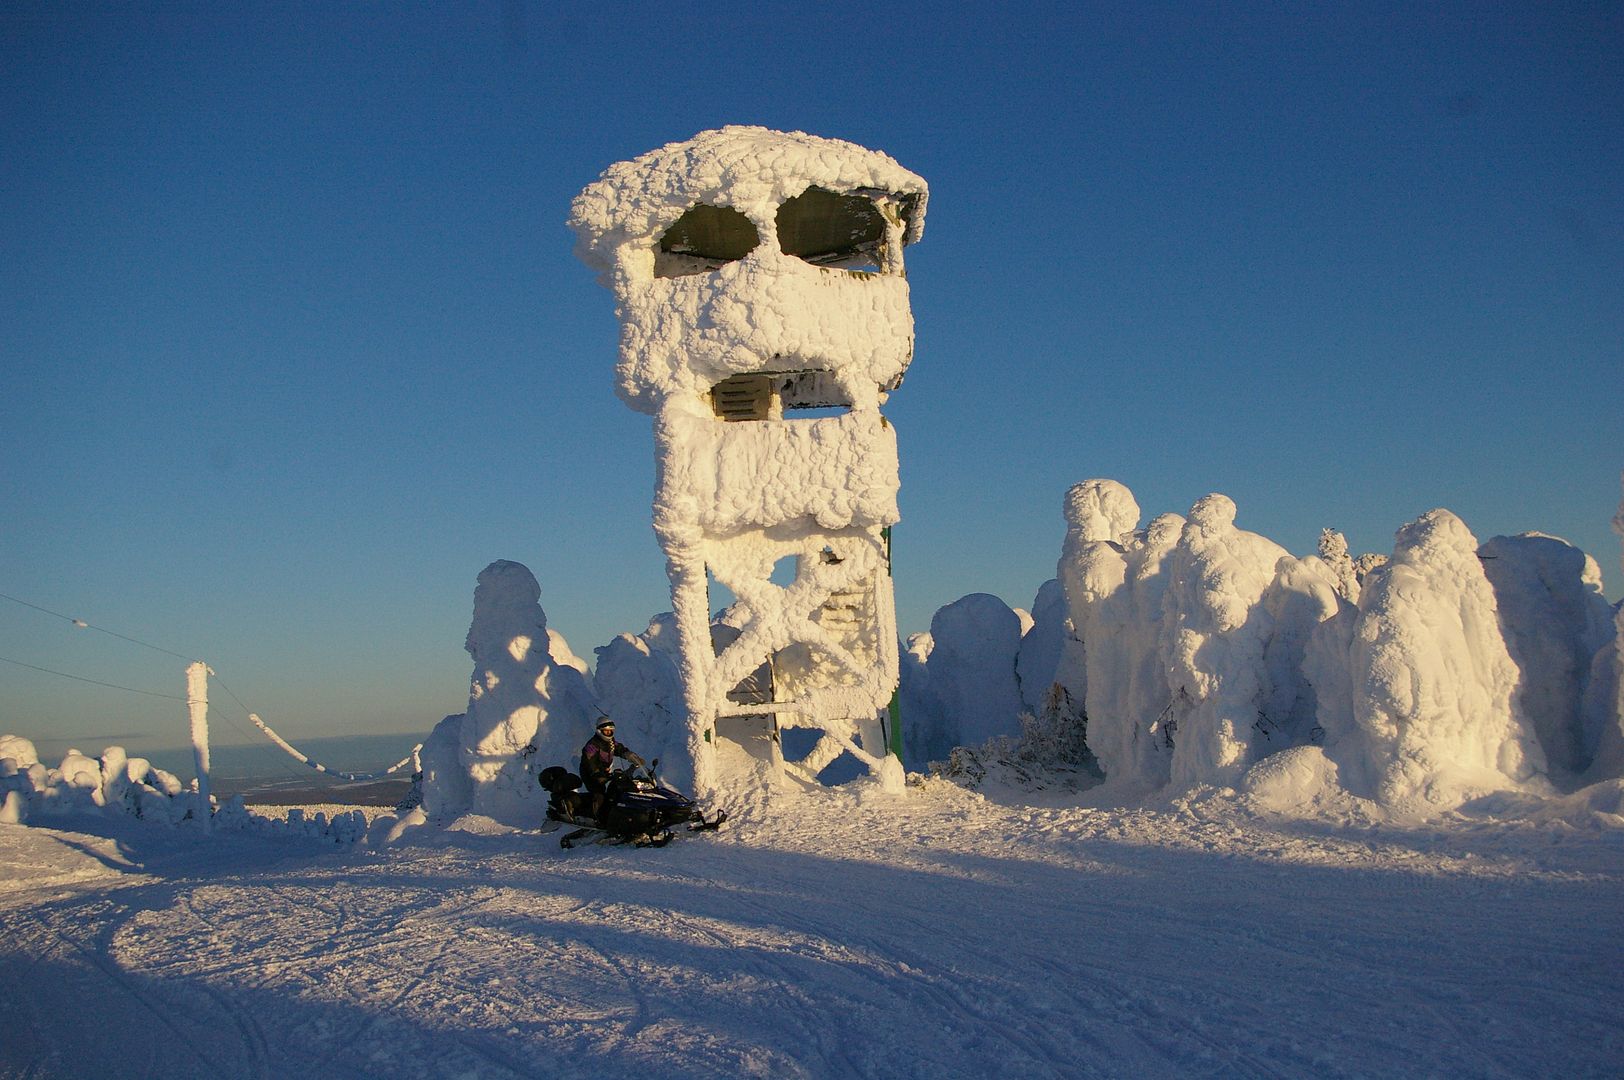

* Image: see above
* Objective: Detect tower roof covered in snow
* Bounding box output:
[569,125,928,273]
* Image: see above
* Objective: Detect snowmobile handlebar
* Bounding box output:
[617,757,659,780]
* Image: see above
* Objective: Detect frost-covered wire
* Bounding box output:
[248,713,421,782]
[0,592,195,661]
[3,589,420,783]
[0,654,189,701]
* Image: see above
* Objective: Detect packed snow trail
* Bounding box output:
[2,780,1621,1079]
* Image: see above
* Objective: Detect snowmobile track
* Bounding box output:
[16,907,240,1077]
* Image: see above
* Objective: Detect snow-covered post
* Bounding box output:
[570,127,929,797]
[186,660,211,831]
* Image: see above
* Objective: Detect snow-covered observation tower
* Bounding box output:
[570,126,928,797]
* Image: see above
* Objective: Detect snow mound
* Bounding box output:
[1545,778,1624,825]
[1241,746,1369,822]
[0,739,379,844]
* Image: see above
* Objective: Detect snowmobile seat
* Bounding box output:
[538,766,581,795]
[539,767,592,823]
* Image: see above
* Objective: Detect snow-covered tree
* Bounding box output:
[422,560,598,824]
[1479,532,1616,780]
[1159,494,1290,789]
[1336,510,1546,812]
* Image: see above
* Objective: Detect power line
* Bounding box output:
[0,592,196,662]
[1,592,290,763]
[2,589,421,784]
[4,652,403,786]
[0,654,189,701]
[208,672,256,717]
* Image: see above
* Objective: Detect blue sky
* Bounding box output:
[3,2,1620,751]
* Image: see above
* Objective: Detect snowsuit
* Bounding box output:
[580,732,641,821]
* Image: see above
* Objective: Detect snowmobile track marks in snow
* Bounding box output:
[16,905,244,1077]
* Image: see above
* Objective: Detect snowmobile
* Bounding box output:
[538,761,727,849]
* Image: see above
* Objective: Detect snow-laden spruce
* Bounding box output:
[1337,508,1545,811]
[8,483,1617,833]
[590,612,693,790]
[1480,532,1616,776]
[415,561,788,827]
[0,733,189,826]
[1014,577,1067,716]
[1584,476,1624,781]
[899,593,1027,766]
[0,733,372,841]
[908,478,1623,817]
[417,560,599,825]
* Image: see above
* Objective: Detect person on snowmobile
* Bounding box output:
[580,717,644,821]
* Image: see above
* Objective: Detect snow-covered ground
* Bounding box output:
[4,755,1621,1079]
[5,476,1620,1077]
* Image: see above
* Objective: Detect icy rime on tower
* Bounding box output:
[570,127,929,796]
